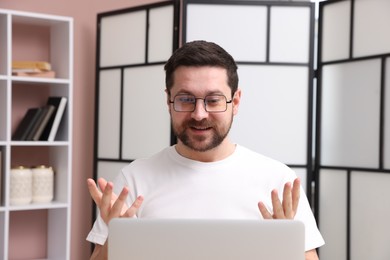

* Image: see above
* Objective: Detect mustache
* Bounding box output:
[187,119,213,128]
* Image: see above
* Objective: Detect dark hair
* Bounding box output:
[164,40,238,95]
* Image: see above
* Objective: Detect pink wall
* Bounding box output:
[0,0,158,259]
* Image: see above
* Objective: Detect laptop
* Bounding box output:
[108,219,305,260]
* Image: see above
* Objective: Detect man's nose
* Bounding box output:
[191,99,209,120]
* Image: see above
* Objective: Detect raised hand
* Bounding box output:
[258,178,300,219]
[87,178,143,224]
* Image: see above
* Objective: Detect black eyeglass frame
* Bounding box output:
[169,94,233,113]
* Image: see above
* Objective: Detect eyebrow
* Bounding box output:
[174,90,226,96]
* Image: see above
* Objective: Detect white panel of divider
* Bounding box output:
[186,4,268,62]
[98,69,122,159]
[350,171,390,260]
[321,0,350,62]
[269,6,311,63]
[100,10,146,66]
[148,5,174,63]
[321,59,381,168]
[353,0,390,58]
[293,168,307,194]
[385,58,390,170]
[230,65,308,165]
[97,161,130,183]
[319,169,347,260]
[122,65,171,159]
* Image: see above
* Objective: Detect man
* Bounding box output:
[87,40,324,260]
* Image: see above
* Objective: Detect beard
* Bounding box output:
[171,115,233,152]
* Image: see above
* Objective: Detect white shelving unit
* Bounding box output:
[0,9,73,260]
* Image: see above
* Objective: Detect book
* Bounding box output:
[12,68,43,73]
[26,105,56,141]
[12,61,51,71]
[39,97,67,141]
[12,107,43,141]
[12,70,56,78]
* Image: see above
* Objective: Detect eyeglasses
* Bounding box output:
[169,94,233,112]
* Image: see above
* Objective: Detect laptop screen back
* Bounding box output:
[108,219,305,260]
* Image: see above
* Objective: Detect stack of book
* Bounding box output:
[12,61,55,78]
[12,96,67,141]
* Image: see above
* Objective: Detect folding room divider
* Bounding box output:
[93,1,390,259]
[316,1,390,259]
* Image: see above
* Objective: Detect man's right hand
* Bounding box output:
[87,178,144,225]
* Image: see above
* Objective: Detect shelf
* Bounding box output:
[8,201,68,211]
[11,83,70,143]
[0,8,72,260]
[11,76,70,84]
[10,141,69,146]
[9,208,69,259]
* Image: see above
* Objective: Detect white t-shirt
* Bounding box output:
[87,145,325,250]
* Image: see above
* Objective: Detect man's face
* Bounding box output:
[167,66,240,152]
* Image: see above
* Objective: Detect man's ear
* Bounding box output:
[165,89,170,104]
[165,89,172,112]
[232,88,241,116]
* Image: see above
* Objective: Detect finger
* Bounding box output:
[109,187,129,219]
[258,201,273,219]
[100,182,114,219]
[123,196,144,218]
[271,189,284,219]
[292,178,301,213]
[87,178,102,206]
[282,182,293,218]
[97,178,108,192]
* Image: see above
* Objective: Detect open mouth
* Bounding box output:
[189,125,212,133]
[187,119,213,133]
[191,126,211,130]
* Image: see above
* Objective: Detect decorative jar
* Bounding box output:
[32,165,54,203]
[10,166,32,205]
